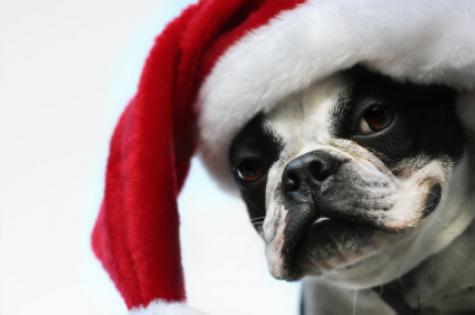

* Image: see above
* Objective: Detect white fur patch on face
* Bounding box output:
[264,75,344,150]
[262,75,344,278]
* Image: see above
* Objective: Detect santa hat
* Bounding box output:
[92,0,475,313]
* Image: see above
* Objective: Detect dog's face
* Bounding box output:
[229,67,468,288]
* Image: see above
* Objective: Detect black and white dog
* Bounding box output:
[229,66,475,315]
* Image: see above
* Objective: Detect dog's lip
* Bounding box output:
[280,215,349,279]
[280,213,374,280]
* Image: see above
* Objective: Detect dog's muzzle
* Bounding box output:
[278,150,351,278]
[267,145,446,281]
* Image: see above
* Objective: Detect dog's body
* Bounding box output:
[229,67,475,314]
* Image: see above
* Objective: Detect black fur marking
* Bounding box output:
[422,183,442,217]
[333,66,465,167]
[229,114,283,231]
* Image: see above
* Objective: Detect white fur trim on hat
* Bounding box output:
[129,300,204,315]
[196,0,475,190]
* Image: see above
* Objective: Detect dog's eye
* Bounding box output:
[234,158,265,183]
[358,105,394,135]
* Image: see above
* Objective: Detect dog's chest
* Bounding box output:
[303,223,475,315]
[402,224,475,314]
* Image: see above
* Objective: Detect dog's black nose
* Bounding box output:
[282,150,342,196]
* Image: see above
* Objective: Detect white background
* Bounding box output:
[0,1,299,314]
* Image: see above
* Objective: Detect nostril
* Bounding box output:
[309,157,341,181]
[283,170,300,192]
[309,160,327,181]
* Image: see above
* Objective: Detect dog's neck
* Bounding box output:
[303,219,475,315]
[391,220,475,314]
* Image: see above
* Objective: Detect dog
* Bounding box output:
[229,66,475,315]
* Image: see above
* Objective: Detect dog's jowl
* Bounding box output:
[230,67,475,315]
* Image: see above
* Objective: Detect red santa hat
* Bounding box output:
[92,0,475,313]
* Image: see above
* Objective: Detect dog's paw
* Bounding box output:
[129,300,205,315]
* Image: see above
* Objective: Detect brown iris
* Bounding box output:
[358,105,394,134]
[235,158,264,183]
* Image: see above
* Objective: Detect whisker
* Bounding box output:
[250,218,265,223]
[250,216,266,223]
[250,220,265,225]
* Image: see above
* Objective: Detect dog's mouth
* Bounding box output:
[272,176,444,281]
[278,208,379,280]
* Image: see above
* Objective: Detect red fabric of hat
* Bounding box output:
[92,0,304,313]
